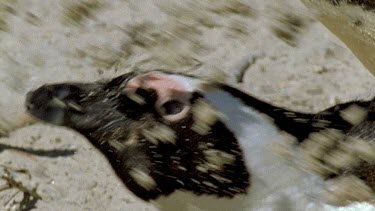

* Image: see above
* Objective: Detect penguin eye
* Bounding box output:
[161,100,185,115]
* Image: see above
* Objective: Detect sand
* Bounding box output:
[0,0,375,210]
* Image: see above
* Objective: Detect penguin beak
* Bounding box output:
[25,84,85,125]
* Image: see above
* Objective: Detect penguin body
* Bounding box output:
[26,71,375,210]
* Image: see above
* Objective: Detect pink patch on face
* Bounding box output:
[124,72,192,122]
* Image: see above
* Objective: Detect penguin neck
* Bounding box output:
[203,86,280,144]
[215,85,320,142]
[203,86,281,170]
[203,86,282,148]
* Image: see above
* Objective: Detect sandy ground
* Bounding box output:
[0,0,375,210]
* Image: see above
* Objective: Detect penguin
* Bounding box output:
[25,70,375,210]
